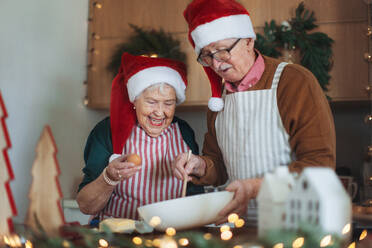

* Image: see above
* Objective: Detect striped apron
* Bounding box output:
[100,122,189,220]
[215,62,292,220]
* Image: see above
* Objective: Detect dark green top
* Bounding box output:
[78,116,203,195]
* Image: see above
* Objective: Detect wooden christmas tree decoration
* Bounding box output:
[25,126,65,236]
[0,91,17,237]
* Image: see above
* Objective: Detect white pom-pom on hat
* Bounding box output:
[208,97,224,112]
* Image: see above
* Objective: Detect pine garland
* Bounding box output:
[255,2,334,93]
[107,24,186,75]
[8,221,352,248]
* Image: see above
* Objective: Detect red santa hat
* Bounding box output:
[184,0,256,111]
[110,53,187,157]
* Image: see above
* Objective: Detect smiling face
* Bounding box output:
[133,83,177,138]
[201,38,256,83]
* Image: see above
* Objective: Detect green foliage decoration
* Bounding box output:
[254,2,334,93]
[107,24,187,75]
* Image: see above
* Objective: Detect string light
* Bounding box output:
[83,96,89,106]
[273,243,284,248]
[235,218,245,228]
[145,239,153,247]
[203,233,212,240]
[98,239,108,247]
[62,240,70,247]
[149,216,162,227]
[24,240,33,248]
[220,224,230,232]
[178,238,189,246]
[319,235,332,247]
[160,237,177,248]
[368,26,372,36]
[347,242,355,248]
[132,237,143,245]
[292,237,304,248]
[220,230,233,240]
[233,245,243,248]
[153,238,161,247]
[342,223,351,235]
[228,213,239,223]
[93,2,103,9]
[92,33,100,40]
[165,227,176,236]
[359,229,368,240]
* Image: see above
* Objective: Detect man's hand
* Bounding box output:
[172,152,206,181]
[215,178,262,225]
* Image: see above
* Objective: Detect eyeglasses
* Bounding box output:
[197,38,241,67]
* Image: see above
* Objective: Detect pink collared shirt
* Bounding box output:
[225,51,265,92]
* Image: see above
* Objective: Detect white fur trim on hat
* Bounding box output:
[191,14,256,55]
[127,66,186,104]
[208,97,224,112]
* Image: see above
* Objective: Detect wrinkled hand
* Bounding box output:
[172,152,206,181]
[106,154,142,181]
[215,178,262,225]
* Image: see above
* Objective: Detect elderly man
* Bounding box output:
[172,0,336,223]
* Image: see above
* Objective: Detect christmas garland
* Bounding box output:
[254,2,334,94]
[107,24,186,75]
[7,221,358,248]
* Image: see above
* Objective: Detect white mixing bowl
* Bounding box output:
[137,191,234,231]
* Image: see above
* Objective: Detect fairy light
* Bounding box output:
[150,54,158,58]
[160,237,177,248]
[62,240,70,247]
[93,2,102,9]
[98,239,108,247]
[273,243,284,248]
[133,237,143,245]
[220,224,230,232]
[144,239,153,247]
[359,229,368,240]
[228,213,239,223]
[4,234,21,247]
[25,240,33,248]
[203,233,212,240]
[178,238,189,246]
[92,33,100,40]
[165,227,176,236]
[347,242,355,248]
[153,238,161,247]
[233,245,243,248]
[342,223,351,235]
[320,235,332,247]
[221,230,233,240]
[235,218,245,228]
[3,236,9,245]
[149,216,162,227]
[292,237,304,248]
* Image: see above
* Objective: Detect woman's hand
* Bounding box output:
[215,178,262,225]
[172,152,206,181]
[106,154,142,181]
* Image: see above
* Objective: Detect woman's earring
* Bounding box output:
[133,106,136,110]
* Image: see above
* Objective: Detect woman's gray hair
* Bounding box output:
[135,82,176,101]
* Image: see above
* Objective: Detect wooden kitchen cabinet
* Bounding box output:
[85,0,369,109]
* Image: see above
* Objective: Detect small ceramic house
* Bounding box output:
[284,167,351,236]
[257,166,295,237]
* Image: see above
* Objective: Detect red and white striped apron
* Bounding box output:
[100,123,190,220]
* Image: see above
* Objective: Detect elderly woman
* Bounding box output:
[77,53,201,220]
[173,0,336,224]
